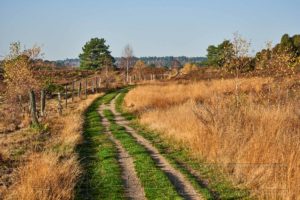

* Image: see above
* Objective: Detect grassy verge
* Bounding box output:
[115,89,251,200]
[76,94,125,200]
[103,109,182,200]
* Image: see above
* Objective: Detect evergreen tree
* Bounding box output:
[206,45,219,66]
[292,35,300,55]
[280,34,295,52]
[79,38,115,70]
[206,40,233,67]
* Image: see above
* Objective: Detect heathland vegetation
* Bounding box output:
[123,76,299,199]
[0,31,299,200]
[119,33,300,199]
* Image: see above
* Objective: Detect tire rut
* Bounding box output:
[109,95,204,200]
[98,105,146,200]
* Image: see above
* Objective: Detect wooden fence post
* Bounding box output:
[95,77,98,93]
[92,78,95,93]
[85,78,88,99]
[71,81,75,102]
[58,92,62,116]
[65,85,68,108]
[94,77,97,93]
[78,82,81,99]
[29,90,39,125]
[40,89,46,117]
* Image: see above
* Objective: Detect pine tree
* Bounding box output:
[79,38,115,70]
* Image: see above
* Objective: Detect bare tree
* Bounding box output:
[224,32,251,106]
[122,44,134,83]
[229,32,251,76]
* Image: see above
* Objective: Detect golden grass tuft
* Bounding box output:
[2,94,102,200]
[6,154,80,200]
[124,76,300,199]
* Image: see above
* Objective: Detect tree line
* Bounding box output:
[78,38,206,71]
[204,33,300,73]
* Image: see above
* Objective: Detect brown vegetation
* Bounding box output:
[124,75,300,199]
[0,93,101,200]
[0,42,122,199]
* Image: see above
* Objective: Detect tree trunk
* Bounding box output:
[78,82,81,99]
[234,65,240,107]
[40,89,46,117]
[126,59,129,82]
[29,90,39,126]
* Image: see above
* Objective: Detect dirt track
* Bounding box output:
[108,95,203,200]
[98,104,146,200]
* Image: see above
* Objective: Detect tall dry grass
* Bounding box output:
[6,154,79,200]
[124,77,300,199]
[3,94,101,200]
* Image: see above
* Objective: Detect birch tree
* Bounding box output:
[122,44,134,83]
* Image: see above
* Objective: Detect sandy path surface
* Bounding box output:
[109,95,203,200]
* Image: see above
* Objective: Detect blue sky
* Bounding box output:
[0,0,300,60]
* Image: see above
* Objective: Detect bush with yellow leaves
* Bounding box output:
[180,63,198,75]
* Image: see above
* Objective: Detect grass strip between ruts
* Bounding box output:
[103,109,183,200]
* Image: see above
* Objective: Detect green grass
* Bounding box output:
[103,109,182,200]
[101,90,119,104]
[75,94,125,200]
[115,89,252,200]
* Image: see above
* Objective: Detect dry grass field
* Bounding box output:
[124,75,300,199]
[0,94,102,200]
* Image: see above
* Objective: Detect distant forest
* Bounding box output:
[54,56,207,68]
[55,58,81,67]
[135,56,206,67]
